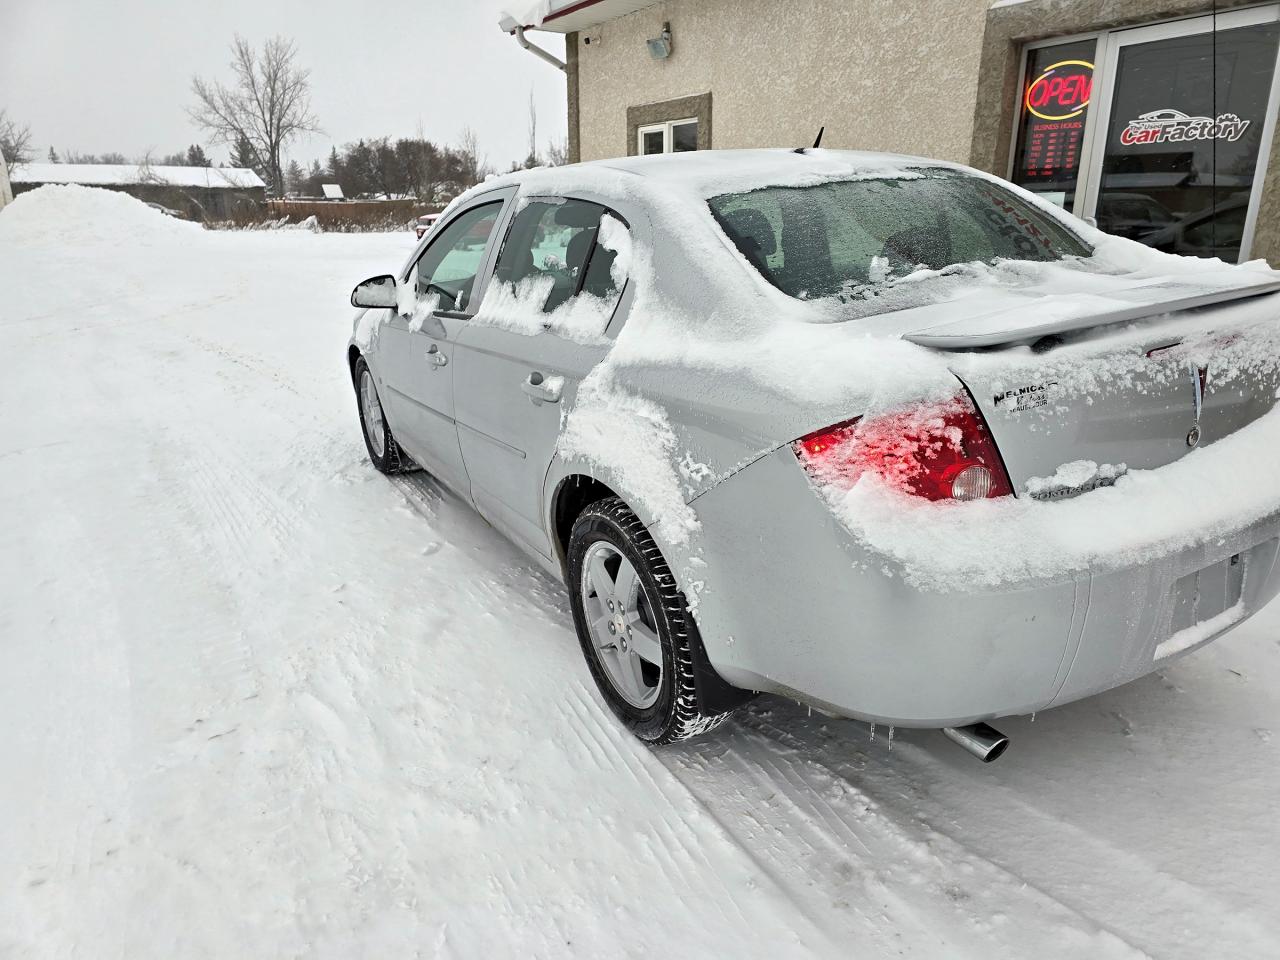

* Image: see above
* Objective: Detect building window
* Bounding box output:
[637,118,699,155]
[1011,40,1097,210]
[1009,5,1280,263]
[627,93,712,157]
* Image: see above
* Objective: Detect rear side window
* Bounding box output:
[708,172,1091,303]
[483,198,628,340]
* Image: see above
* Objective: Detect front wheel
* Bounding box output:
[354,357,413,474]
[567,497,738,744]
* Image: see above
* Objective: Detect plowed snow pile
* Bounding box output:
[3,184,1280,960]
[0,183,200,245]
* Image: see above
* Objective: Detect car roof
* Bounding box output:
[487,148,956,201]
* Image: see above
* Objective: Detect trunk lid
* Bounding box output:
[912,282,1280,499]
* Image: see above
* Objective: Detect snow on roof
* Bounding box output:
[322,183,344,199]
[500,0,660,33]
[474,149,952,205]
[597,148,949,195]
[10,163,267,190]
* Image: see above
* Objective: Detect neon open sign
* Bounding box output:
[1025,59,1095,121]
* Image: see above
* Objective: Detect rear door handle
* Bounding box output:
[426,344,448,368]
[521,372,563,404]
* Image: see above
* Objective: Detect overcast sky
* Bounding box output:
[1,0,567,170]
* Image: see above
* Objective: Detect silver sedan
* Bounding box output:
[347,150,1280,761]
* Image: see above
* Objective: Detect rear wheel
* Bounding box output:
[354,358,413,474]
[567,497,737,744]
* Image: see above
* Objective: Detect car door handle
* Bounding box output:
[521,372,563,404]
[426,345,448,368]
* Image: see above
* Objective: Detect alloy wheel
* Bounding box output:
[580,541,663,708]
[359,369,386,458]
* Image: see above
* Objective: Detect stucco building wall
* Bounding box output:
[574,0,993,163]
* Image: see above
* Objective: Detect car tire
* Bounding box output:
[568,496,738,744]
[354,357,414,475]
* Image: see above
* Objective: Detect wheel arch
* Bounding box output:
[347,343,363,385]
[547,465,754,718]
[549,472,620,578]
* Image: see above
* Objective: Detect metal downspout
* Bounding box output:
[513,25,566,72]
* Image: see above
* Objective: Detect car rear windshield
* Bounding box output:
[708,171,1092,302]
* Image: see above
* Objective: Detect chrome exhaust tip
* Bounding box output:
[942,722,1010,763]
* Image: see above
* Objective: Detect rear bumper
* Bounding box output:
[1048,524,1280,708]
[689,447,1280,727]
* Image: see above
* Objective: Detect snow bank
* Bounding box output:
[0,184,201,246]
[819,403,1280,592]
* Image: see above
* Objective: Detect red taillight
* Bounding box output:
[793,395,1013,501]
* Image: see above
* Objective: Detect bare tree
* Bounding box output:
[456,126,486,188]
[136,150,164,185]
[545,137,568,167]
[527,90,539,165]
[189,35,319,196]
[0,109,33,166]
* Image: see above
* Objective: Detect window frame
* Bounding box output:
[402,188,515,319]
[636,117,699,155]
[487,192,633,338]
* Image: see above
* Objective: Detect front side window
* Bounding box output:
[485,198,627,338]
[709,172,1091,302]
[411,202,502,312]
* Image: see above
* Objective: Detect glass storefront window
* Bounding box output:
[1011,40,1097,208]
[1096,22,1280,262]
[1011,10,1280,263]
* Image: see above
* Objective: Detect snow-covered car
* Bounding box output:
[346,149,1280,760]
[413,212,440,239]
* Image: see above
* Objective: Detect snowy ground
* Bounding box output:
[2,188,1279,959]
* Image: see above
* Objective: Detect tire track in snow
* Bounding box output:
[664,711,1154,960]
[557,686,844,953]
[853,726,1280,959]
[557,688,760,934]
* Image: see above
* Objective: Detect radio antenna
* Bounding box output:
[794,126,825,154]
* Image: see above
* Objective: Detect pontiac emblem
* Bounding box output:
[1187,363,1209,448]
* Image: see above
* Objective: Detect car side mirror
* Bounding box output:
[351,274,398,310]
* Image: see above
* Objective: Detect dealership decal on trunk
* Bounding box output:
[1120,109,1251,146]
[993,381,1058,412]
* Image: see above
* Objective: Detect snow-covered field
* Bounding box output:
[2,187,1279,959]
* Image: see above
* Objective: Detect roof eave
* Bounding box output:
[504,0,660,34]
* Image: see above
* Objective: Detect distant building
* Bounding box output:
[321,184,345,200]
[0,156,12,210]
[9,163,267,220]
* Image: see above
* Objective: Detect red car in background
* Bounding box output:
[414,213,441,239]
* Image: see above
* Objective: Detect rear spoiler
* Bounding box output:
[902,278,1280,350]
